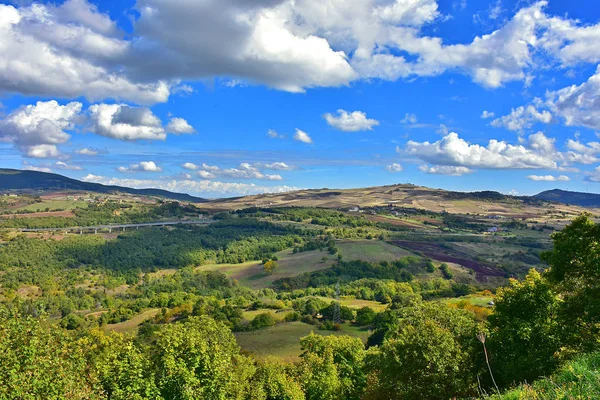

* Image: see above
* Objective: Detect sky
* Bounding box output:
[1,0,600,198]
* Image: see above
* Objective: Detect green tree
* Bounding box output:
[355,306,376,327]
[0,307,103,399]
[366,303,480,399]
[251,361,305,400]
[299,333,367,400]
[488,269,561,387]
[542,214,600,352]
[152,316,255,400]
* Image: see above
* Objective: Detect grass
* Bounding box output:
[446,293,494,308]
[202,248,335,289]
[337,239,415,263]
[313,296,389,312]
[234,321,371,361]
[242,309,292,322]
[491,352,600,399]
[16,200,88,212]
[103,308,160,334]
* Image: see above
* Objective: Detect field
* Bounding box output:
[202,248,336,289]
[103,308,161,334]
[16,200,89,212]
[336,240,416,263]
[234,321,371,361]
[390,240,506,280]
[313,296,389,312]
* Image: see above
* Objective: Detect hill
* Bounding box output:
[0,169,205,203]
[535,189,600,207]
[204,184,596,219]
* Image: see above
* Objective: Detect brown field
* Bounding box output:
[390,240,505,279]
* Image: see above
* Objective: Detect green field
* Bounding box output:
[313,296,389,312]
[103,308,160,334]
[16,200,89,212]
[337,239,415,263]
[234,321,371,361]
[242,309,292,322]
[202,248,335,289]
[445,294,494,308]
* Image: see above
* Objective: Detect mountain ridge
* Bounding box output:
[0,169,206,203]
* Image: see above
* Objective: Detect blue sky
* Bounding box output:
[1,0,600,198]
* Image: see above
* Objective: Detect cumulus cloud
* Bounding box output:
[0,2,169,104]
[88,104,167,141]
[24,165,52,173]
[324,109,379,132]
[182,162,199,170]
[481,110,495,119]
[294,129,313,144]
[491,105,552,131]
[419,165,473,176]
[81,174,298,197]
[585,167,600,183]
[0,100,82,158]
[166,117,195,134]
[2,0,600,102]
[405,132,558,170]
[196,163,283,181]
[118,161,163,173]
[386,163,403,172]
[546,66,600,130]
[527,174,570,181]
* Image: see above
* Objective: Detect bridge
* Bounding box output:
[18,219,213,234]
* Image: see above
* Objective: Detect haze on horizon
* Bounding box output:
[1,0,600,198]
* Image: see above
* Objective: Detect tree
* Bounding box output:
[365,303,481,399]
[151,316,255,400]
[355,306,376,327]
[251,313,276,330]
[488,269,561,387]
[299,333,367,400]
[542,214,600,352]
[264,260,279,275]
[251,361,305,400]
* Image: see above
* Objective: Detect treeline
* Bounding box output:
[0,201,196,229]
[273,258,424,290]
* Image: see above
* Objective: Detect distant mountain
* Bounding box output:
[0,169,206,203]
[535,189,600,207]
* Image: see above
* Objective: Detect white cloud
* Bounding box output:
[24,165,52,173]
[294,129,313,144]
[527,174,570,181]
[267,129,285,139]
[118,161,163,173]
[585,167,600,183]
[386,163,403,172]
[419,165,473,176]
[491,105,552,131]
[196,163,283,181]
[324,109,379,132]
[55,161,83,171]
[88,104,167,141]
[0,2,169,104]
[401,113,418,124]
[182,162,199,170]
[481,110,495,119]
[546,66,600,130]
[166,117,195,134]
[75,147,100,156]
[261,162,295,171]
[0,100,82,157]
[81,174,298,197]
[405,132,558,170]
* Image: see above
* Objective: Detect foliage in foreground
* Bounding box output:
[491,351,600,399]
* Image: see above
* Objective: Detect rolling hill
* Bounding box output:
[535,189,600,207]
[0,169,206,203]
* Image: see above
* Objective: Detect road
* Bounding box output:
[19,219,213,233]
